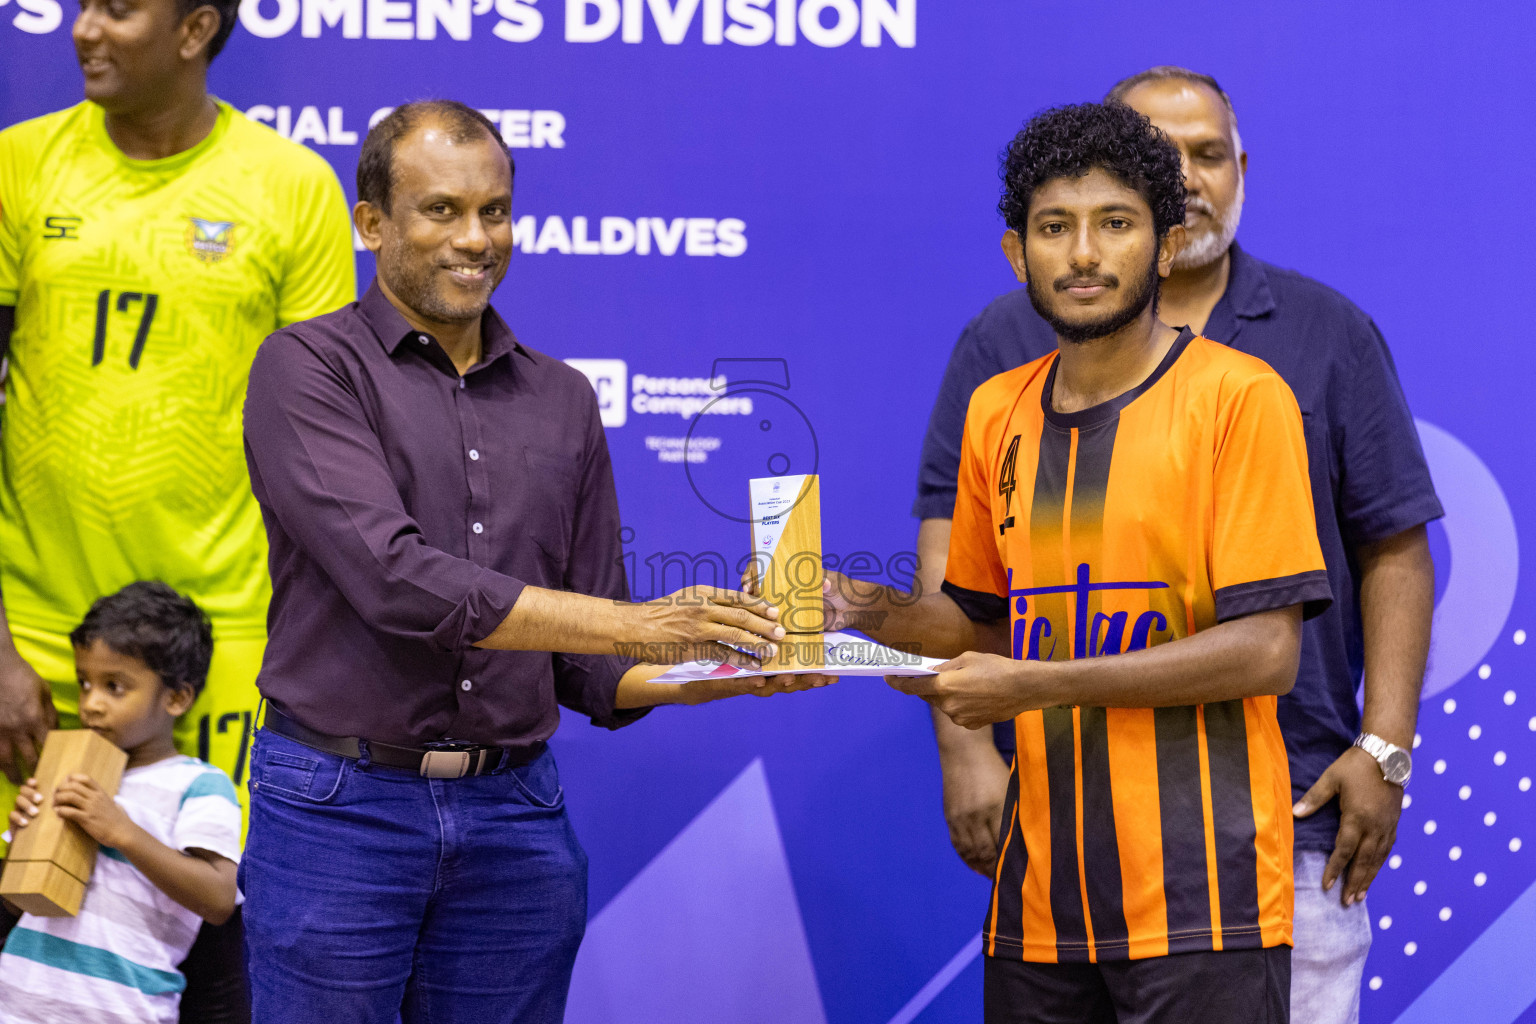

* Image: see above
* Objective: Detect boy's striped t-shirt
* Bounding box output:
[944,331,1332,964]
[0,754,242,1024]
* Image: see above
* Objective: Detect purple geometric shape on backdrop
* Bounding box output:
[565,759,829,1024]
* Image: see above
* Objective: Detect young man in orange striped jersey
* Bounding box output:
[827,102,1331,1023]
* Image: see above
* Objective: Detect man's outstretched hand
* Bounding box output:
[739,567,886,636]
[635,584,788,665]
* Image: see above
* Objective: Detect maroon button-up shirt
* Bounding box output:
[243,280,640,746]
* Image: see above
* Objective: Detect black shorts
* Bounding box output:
[984,946,1290,1024]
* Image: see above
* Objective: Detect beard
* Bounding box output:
[1025,252,1161,345]
[376,233,504,325]
[1173,176,1245,271]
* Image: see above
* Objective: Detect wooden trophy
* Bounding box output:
[749,474,825,671]
[1,729,128,916]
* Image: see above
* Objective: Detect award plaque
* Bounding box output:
[749,474,825,671]
[0,729,128,916]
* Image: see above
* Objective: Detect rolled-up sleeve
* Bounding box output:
[550,384,646,729]
[244,329,526,651]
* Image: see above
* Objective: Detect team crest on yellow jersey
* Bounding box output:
[186,217,236,263]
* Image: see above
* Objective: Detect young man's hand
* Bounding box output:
[889,651,1052,729]
[51,773,136,849]
[741,567,885,635]
[8,777,43,831]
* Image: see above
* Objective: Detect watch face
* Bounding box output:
[1382,749,1413,785]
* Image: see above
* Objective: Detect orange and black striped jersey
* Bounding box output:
[944,329,1331,964]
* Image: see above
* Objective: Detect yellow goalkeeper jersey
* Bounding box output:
[0,99,355,639]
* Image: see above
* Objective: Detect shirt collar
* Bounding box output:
[1199,241,1275,346]
[357,277,530,366]
[1223,241,1276,320]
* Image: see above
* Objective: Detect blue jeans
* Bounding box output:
[1291,849,1372,1024]
[240,729,587,1024]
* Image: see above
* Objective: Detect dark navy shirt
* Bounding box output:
[244,280,641,748]
[915,244,1443,852]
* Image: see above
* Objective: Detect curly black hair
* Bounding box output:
[70,581,214,698]
[998,102,1186,239]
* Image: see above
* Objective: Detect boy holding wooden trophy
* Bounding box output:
[0,583,241,1023]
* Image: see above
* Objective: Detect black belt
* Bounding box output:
[263,706,544,779]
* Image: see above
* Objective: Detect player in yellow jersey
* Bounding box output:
[0,0,352,1012]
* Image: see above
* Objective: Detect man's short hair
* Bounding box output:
[357,101,515,215]
[1106,65,1244,154]
[998,102,1186,240]
[179,0,240,62]
[70,581,214,698]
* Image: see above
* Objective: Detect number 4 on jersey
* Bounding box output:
[92,289,160,369]
[998,433,1021,534]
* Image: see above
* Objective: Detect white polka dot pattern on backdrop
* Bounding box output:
[1371,630,1530,987]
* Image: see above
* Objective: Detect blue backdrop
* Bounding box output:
[3,2,1531,1021]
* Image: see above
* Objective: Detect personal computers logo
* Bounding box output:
[564,358,629,428]
[685,357,818,524]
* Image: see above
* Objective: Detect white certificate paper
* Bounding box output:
[648,631,944,683]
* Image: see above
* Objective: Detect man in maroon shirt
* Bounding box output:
[240,100,818,1024]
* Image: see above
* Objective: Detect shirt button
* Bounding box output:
[469,449,480,461]
[472,522,483,534]
[461,679,473,692]
[418,335,429,345]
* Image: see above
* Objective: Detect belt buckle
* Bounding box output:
[420,742,475,779]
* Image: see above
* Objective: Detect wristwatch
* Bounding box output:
[1354,732,1412,786]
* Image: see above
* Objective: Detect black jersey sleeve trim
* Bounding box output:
[1214,569,1333,623]
[942,579,1009,623]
